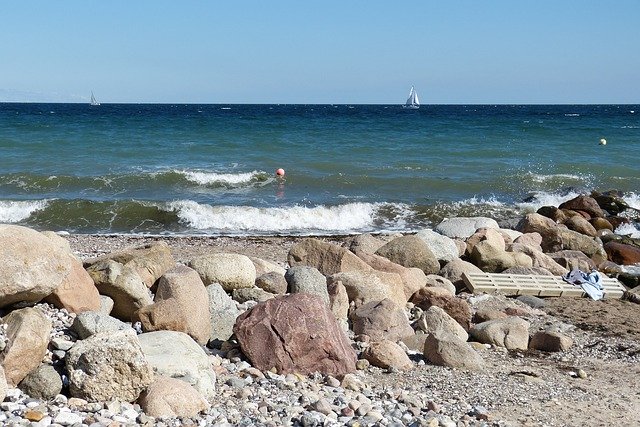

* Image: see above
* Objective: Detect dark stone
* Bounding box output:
[558,195,605,218]
[604,241,640,265]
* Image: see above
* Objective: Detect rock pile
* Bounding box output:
[1,192,639,425]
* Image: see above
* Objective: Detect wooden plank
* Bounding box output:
[462,272,626,299]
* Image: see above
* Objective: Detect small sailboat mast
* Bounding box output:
[90,91,100,106]
[404,86,420,109]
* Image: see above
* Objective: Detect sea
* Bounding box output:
[1,103,639,237]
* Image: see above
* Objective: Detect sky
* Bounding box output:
[1,1,639,104]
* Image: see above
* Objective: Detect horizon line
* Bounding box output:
[1,101,638,106]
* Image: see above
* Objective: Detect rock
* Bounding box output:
[0,366,6,402]
[502,266,554,275]
[415,229,459,263]
[188,253,256,291]
[249,256,286,277]
[589,217,614,231]
[434,217,500,240]
[0,307,52,386]
[498,228,522,244]
[529,330,573,352]
[466,228,506,256]
[285,266,330,306]
[327,280,349,324]
[71,311,131,339]
[423,275,456,295]
[592,191,632,215]
[351,299,414,342]
[470,317,530,350]
[85,259,154,321]
[516,295,548,309]
[206,283,241,343]
[84,241,175,288]
[401,332,428,353]
[133,265,211,345]
[362,340,413,370]
[255,272,287,294]
[345,233,387,255]
[66,330,154,402]
[516,213,563,253]
[233,294,357,376]
[327,271,405,308]
[473,309,508,323]
[558,228,605,258]
[375,235,440,275]
[18,364,62,400]
[549,250,597,271]
[438,259,483,292]
[537,206,568,223]
[99,295,114,314]
[564,215,598,237]
[509,243,569,275]
[513,232,543,250]
[604,241,640,265]
[423,334,484,370]
[559,195,605,218]
[355,251,427,301]
[410,287,472,330]
[470,240,533,273]
[54,412,83,425]
[44,260,100,314]
[232,287,275,303]
[138,330,216,401]
[138,376,209,418]
[288,238,371,275]
[417,306,468,342]
[0,225,85,308]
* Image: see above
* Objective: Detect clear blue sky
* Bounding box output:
[1,1,638,104]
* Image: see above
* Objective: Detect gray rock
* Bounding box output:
[417,306,468,342]
[438,259,483,292]
[375,235,440,275]
[232,287,275,303]
[416,229,459,263]
[285,266,330,306]
[0,365,7,402]
[516,295,548,309]
[351,298,414,342]
[470,317,530,350]
[423,333,484,370]
[255,272,287,294]
[206,283,241,342]
[424,275,456,295]
[529,330,573,352]
[18,364,62,400]
[189,253,256,291]
[435,217,499,240]
[71,311,132,339]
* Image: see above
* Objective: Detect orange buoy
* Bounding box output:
[276,168,285,176]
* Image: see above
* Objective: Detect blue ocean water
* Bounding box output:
[0,103,639,235]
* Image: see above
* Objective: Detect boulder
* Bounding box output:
[558,228,605,258]
[44,259,100,314]
[327,280,349,325]
[375,235,440,275]
[438,259,483,292]
[188,253,256,291]
[466,228,506,256]
[470,317,530,350]
[345,233,387,255]
[401,332,429,353]
[66,330,154,402]
[423,333,483,370]
[255,272,287,295]
[71,311,131,339]
[327,271,405,308]
[355,251,427,301]
[410,287,472,331]
[470,240,533,273]
[564,215,598,237]
[502,266,554,276]
[604,241,640,265]
[516,213,563,253]
[498,228,522,244]
[138,376,209,418]
[508,243,569,275]
[529,331,573,352]
[351,299,414,342]
[537,206,568,223]
[99,295,114,314]
[435,217,499,240]
[423,275,456,295]
[206,283,241,342]
[590,217,614,231]
[549,250,597,272]
[417,306,468,342]
[233,294,356,377]
[133,265,211,345]
[0,307,52,386]
[415,229,459,263]
[84,242,175,288]
[85,259,154,321]
[591,191,631,215]
[232,287,275,303]
[559,195,605,218]
[0,225,84,308]
[513,232,543,250]
[288,238,371,276]
[0,365,6,402]
[138,331,216,401]
[362,340,413,370]
[18,364,63,400]
[249,256,286,277]
[285,266,330,306]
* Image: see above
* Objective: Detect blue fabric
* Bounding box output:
[562,269,604,301]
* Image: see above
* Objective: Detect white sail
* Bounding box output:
[90,92,100,106]
[404,86,419,109]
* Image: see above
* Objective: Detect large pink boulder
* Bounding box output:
[233,294,356,377]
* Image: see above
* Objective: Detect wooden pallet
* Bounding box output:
[462,272,626,299]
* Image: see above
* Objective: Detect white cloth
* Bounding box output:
[562,269,604,300]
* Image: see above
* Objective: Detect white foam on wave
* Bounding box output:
[0,200,49,223]
[167,201,382,234]
[614,223,640,238]
[516,190,584,212]
[527,173,585,184]
[178,170,267,186]
[564,113,580,117]
[623,192,640,210]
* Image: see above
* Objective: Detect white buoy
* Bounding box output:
[599,138,607,146]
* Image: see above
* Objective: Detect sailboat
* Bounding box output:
[90,92,100,106]
[404,86,420,109]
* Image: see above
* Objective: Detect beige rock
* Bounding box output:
[410,287,472,331]
[255,272,287,294]
[508,243,569,276]
[470,240,533,273]
[189,253,256,291]
[438,258,483,292]
[0,308,52,387]
[564,215,598,237]
[466,228,506,256]
[351,298,414,342]
[355,251,427,301]
[249,256,286,277]
[345,233,387,255]
[375,235,440,275]
[417,306,468,342]
[328,271,404,308]
[133,265,211,345]
[513,232,543,250]
[138,376,209,418]
[423,333,484,370]
[44,260,101,314]
[288,238,371,275]
[423,275,456,295]
[470,317,530,351]
[0,365,6,402]
[363,340,413,370]
[529,330,573,352]
[327,280,349,323]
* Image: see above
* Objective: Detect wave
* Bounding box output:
[614,223,640,238]
[176,170,270,186]
[527,173,587,184]
[0,199,50,223]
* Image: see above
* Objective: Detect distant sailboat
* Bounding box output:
[404,86,420,109]
[90,92,100,106]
